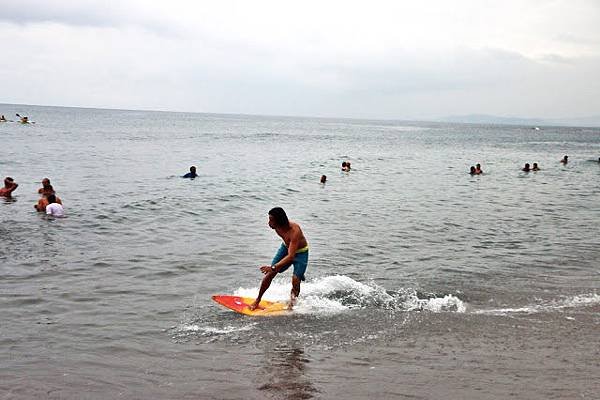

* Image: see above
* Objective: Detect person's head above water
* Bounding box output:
[268,207,289,229]
[523,163,530,171]
[183,166,198,178]
[47,194,57,204]
[320,175,327,183]
[39,178,55,194]
[561,155,568,163]
[469,166,476,174]
[4,177,14,186]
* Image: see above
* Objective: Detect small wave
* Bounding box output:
[474,293,600,316]
[233,275,466,314]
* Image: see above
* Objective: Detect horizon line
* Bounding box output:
[1,101,598,128]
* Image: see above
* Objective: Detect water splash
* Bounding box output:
[233,274,466,314]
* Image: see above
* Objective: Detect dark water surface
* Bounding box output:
[1,104,599,399]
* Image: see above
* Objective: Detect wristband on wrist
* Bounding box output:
[271,265,276,272]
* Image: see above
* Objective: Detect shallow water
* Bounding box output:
[1,104,599,399]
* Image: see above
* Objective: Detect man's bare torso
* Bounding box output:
[275,221,308,249]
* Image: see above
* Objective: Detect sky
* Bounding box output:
[1,0,599,120]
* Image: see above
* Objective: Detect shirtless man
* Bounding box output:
[0,177,18,197]
[38,178,55,196]
[249,207,309,311]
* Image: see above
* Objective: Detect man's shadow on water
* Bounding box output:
[257,345,319,400]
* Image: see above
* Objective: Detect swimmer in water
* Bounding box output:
[182,166,198,178]
[38,178,55,196]
[560,155,568,164]
[475,163,483,174]
[320,175,327,184]
[35,178,62,211]
[469,166,476,175]
[0,177,18,197]
[45,194,65,217]
[532,163,540,171]
[522,163,531,172]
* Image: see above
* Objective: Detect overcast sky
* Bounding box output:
[1,0,599,119]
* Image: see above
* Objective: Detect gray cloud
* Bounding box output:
[0,0,178,36]
[1,1,129,27]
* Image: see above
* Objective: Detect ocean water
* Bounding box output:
[1,104,599,399]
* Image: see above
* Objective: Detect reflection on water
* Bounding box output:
[257,345,318,400]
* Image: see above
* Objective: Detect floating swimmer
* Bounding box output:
[182,166,198,178]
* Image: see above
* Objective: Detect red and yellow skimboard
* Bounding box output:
[212,295,290,316]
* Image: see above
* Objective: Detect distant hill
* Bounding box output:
[438,114,600,128]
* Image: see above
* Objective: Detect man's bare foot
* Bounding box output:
[248,300,260,311]
[288,295,297,310]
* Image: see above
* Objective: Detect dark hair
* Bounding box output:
[269,207,289,227]
[47,194,57,204]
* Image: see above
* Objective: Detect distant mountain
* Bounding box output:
[437,114,600,128]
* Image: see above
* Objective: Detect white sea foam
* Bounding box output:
[233,275,466,314]
[179,323,256,335]
[474,293,600,316]
[414,294,467,313]
[554,293,600,308]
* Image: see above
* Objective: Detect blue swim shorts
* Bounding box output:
[272,243,309,281]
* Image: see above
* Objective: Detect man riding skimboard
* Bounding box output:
[249,207,309,311]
